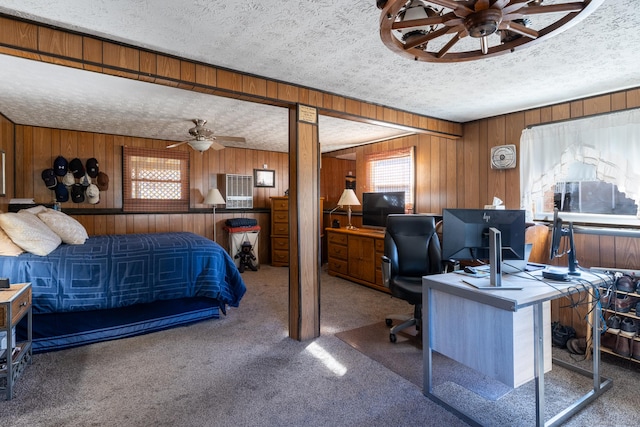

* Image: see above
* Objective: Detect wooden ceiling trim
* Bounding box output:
[0,14,462,138]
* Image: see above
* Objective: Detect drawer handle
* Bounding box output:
[19,301,28,307]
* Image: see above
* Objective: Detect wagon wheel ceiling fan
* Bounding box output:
[166,119,246,153]
[376,0,604,63]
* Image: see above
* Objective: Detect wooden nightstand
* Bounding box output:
[0,283,32,400]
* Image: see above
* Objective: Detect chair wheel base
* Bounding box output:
[390,333,397,343]
[385,318,393,327]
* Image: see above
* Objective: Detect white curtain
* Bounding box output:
[520,108,640,218]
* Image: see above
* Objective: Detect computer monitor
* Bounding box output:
[361,191,405,230]
[442,208,526,261]
[548,208,580,276]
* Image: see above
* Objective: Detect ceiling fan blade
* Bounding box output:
[215,136,246,143]
[492,0,510,9]
[209,140,226,151]
[437,31,463,58]
[428,0,474,17]
[502,0,531,15]
[524,2,585,16]
[501,21,539,38]
[443,17,465,27]
[392,14,449,30]
[166,141,189,149]
[403,26,451,50]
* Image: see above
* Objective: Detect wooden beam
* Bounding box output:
[288,104,321,340]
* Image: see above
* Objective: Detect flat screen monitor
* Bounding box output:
[442,208,526,261]
[361,192,405,230]
[548,208,580,276]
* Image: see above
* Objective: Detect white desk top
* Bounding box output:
[423,269,606,311]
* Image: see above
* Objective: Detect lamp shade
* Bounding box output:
[204,188,226,205]
[337,189,360,207]
[189,139,213,152]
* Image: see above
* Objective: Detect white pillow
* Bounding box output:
[0,227,24,256]
[0,212,62,256]
[36,208,89,245]
[19,205,48,215]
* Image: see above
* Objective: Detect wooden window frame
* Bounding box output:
[122,146,190,212]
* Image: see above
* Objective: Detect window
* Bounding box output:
[520,108,640,226]
[123,146,190,212]
[365,146,415,211]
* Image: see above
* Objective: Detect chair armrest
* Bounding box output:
[381,255,391,288]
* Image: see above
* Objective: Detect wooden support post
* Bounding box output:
[288,104,321,340]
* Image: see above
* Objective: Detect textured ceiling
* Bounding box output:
[0,1,638,153]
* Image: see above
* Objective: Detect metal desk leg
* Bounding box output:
[422,286,482,427]
[533,302,545,426]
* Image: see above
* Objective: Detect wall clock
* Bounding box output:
[490,144,517,170]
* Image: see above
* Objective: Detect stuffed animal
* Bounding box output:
[235,241,258,273]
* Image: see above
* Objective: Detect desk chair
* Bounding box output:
[381,214,443,343]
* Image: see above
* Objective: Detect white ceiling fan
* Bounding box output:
[167,119,246,152]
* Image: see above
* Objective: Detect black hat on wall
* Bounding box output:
[71,183,85,203]
[41,168,57,189]
[69,158,85,178]
[86,158,99,178]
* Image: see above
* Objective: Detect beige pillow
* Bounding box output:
[0,227,24,256]
[19,205,48,215]
[36,208,88,245]
[0,212,62,256]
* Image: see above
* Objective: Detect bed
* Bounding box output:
[0,231,246,352]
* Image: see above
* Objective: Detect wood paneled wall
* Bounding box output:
[0,114,15,211]
[14,124,286,263]
[322,134,458,214]
[15,125,289,209]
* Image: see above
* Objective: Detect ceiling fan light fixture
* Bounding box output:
[398,0,438,40]
[188,139,213,152]
[377,0,604,63]
[397,0,439,48]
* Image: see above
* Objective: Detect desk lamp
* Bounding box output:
[204,188,226,242]
[337,189,360,230]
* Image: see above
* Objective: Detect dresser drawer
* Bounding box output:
[272,211,288,223]
[272,223,289,235]
[328,232,348,245]
[0,287,31,328]
[375,239,384,252]
[272,249,289,264]
[272,199,289,211]
[272,237,289,251]
[328,258,348,275]
[11,288,31,326]
[328,243,348,260]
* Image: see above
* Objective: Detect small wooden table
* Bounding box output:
[0,283,32,400]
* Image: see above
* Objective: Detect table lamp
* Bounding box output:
[337,189,360,230]
[204,188,226,241]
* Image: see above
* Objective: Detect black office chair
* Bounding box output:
[381,214,443,343]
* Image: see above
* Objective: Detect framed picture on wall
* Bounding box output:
[254,169,275,188]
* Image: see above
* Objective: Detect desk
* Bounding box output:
[422,271,612,427]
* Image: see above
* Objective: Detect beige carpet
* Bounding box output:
[335,321,513,401]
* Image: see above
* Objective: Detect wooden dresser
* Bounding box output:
[326,227,388,293]
[270,196,324,267]
[270,197,290,266]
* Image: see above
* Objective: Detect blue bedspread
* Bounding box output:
[0,232,246,314]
